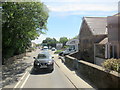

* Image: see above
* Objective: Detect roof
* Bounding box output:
[66,39,79,45]
[113,13,120,16]
[84,17,107,35]
[99,37,108,44]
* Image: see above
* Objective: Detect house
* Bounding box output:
[66,38,79,52]
[94,37,108,65]
[106,13,120,58]
[56,43,63,50]
[78,17,107,63]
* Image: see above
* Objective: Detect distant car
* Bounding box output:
[42,46,48,51]
[59,51,63,56]
[51,47,56,51]
[33,52,54,72]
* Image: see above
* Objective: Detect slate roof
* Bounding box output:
[84,17,107,35]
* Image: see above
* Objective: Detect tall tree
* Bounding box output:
[59,37,68,46]
[42,37,57,48]
[2,2,49,61]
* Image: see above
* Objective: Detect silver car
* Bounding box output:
[33,52,54,72]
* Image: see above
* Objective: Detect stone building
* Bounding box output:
[106,13,120,58]
[78,17,107,63]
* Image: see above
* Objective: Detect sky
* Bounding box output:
[32,0,119,44]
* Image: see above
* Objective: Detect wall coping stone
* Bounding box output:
[66,55,120,78]
[66,55,76,60]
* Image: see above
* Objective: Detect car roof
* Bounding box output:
[43,46,48,48]
[39,51,50,56]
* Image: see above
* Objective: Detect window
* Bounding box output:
[37,54,47,59]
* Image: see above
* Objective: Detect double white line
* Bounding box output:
[14,71,30,89]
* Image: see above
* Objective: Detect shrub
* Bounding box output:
[102,59,120,73]
[54,50,63,54]
[63,45,69,49]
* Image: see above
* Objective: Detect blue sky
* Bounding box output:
[32,0,119,44]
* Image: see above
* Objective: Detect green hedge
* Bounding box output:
[102,59,120,73]
[54,50,63,54]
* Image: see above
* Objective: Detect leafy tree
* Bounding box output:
[2,2,49,63]
[42,37,57,48]
[49,38,57,47]
[59,37,68,46]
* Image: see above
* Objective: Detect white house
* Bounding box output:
[66,39,79,52]
[56,43,63,50]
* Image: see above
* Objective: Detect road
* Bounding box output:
[21,64,75,88]
[12,50,76,88]
[3,49,92,89]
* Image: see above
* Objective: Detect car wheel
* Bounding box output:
[49,68,54,73]
[33,67,37,72]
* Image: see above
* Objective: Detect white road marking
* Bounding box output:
[14,71,28,89]
[20,73,30,88]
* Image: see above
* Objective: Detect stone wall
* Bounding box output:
[4,53,26,65]
[95,57,106,66]
[65,55,120,88]
[69,52,81,60]
[79,20,94,63]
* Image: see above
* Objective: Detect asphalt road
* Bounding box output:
[16,50,76,88]
[22,64,75,88]
[3,49,92,89]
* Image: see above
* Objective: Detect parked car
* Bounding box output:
[33,52,54,72]
[42,46,48,51]
[59,51,63,56]
[59,48,75,56]
[51,47,56,51]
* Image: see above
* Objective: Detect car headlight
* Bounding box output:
[36,63,39,65]
[34,60,39,65]
[48,61,53,65]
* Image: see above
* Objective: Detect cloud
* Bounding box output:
[47,3,117,12]
[41,0,80,3]
[41,0,119,16]
[41,0,118,3]
[31,35,46,44]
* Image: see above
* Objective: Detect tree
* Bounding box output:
[42,37,57,48]
[2,2,49,62]
[49,38,57,47]
[59,37,68,46]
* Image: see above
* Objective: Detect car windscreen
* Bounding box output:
[37,54,49,59]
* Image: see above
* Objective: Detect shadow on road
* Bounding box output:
[30,67,53,75]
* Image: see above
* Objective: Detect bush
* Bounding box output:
[54,50,63,54]
[102,59,120,73]
[63,45,69,49]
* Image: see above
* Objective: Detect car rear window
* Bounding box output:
[37,54,47,59]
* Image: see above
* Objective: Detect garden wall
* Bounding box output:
[95,57,106,66]
[65,55,120,88]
